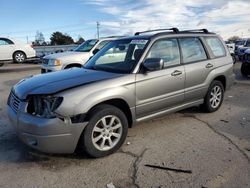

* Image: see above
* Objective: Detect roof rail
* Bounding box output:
[180,29,209,33]
[135,28,179,35]
[101,35,125,38]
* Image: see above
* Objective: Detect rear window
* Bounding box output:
[205,37,226,57]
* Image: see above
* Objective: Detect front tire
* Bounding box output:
[202,80,224,113]
[13,51,26,63]
[79,104,128,158]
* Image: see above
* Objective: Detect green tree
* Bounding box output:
[50,32,74,45]
[228,36,241,42]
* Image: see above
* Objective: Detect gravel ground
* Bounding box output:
[0,62,249,188]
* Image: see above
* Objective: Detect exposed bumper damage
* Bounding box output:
[8,102,88,154]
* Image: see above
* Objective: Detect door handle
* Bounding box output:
[171,70,182,76]
[206,63,213,68]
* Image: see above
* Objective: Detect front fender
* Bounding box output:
[74,85,135,115]
[55,74,136,117]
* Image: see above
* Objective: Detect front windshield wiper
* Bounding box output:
[84,66,96,70]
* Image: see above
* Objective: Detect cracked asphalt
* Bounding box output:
[0,62,250,188]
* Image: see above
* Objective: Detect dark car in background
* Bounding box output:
[241,48,250,76]
[237,39,250,61]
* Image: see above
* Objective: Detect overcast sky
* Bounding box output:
[0,0,249,42]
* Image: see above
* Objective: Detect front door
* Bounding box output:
[135,38,185,119]
[0,38,14,60]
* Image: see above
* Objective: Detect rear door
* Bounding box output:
[0,38,15,60]
[179,37,212,102]
[136,38,185,118]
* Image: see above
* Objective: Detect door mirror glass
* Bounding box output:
[143,58,164,71]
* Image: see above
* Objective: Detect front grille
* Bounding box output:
[246,54,250,62]
[8,92,21,113]
[42,58,49,65]
[41,68,52,74]
[41,68,46,74]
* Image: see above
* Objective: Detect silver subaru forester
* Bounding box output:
[8,28,234,157]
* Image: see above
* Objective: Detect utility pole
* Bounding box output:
[26,36,29,44]
[97,21,100,39]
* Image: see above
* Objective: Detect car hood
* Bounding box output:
[13,68,123,100]
[244,48,250,54]
[44,51,89,60]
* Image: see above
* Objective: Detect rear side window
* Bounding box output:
[205,37,226,57]
[179,37,207,63]
[0,38,14,45]
[146,38,180,68]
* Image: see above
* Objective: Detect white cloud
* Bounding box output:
[83,0,250,39]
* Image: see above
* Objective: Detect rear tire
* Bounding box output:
[202,80,224,113]
[241,63,248,77]
[13,51,26,63]
[79,104,128,158]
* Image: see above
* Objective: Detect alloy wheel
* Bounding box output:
[15,53,25,62]
[209,85,222,108]
[91,115,122,151]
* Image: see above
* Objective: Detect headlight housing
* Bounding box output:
[48,59,62,66]
[27,95,63,118]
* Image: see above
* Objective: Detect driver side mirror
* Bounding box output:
[142,58,164,72]
[92,48,100,55]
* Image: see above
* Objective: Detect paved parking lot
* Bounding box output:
[0,63,249,188]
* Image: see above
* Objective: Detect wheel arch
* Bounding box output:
[12,50,26,59]
[85,98,134,128]
[213,75,226,90]
[64,63,83,69]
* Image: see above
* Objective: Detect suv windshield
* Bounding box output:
[84,39,149,73]
[245,40,250,47]
[74,39,98,52]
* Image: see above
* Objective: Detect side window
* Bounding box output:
[0,39,6,46]
[179,37,207,63]
[96,40,110,50]
[0,38,14,45]
[146,38,180,68]
[205,37,226,57]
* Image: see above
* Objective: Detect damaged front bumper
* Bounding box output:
[7,103,87,154]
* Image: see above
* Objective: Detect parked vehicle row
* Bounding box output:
[40,37,119,73]
[225,38,250,76]
[8,28,234,157]
[0,37,36,66]
[237,39,250,61]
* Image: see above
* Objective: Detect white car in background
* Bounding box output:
[0,37,36,66]
[41,37,118,73]
[225,41,236,63]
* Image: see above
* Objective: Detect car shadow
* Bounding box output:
[0,129,91,171]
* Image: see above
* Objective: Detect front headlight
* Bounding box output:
[54,59,62,66]
[48,59,62,66]
[27,95,63,118]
